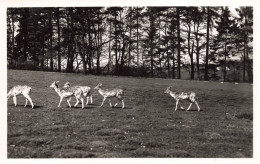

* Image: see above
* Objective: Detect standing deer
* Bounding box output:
[50,81,84,108]
[63,82,93,105]
[7,85,34,108]
[94,83,125,109]
[164,86,200,111]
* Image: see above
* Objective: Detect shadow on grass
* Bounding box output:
[174,108,203,112]
[8,104,43,109]
[113,106,133,109]
[32,105,44,109]
[70,106,99,109]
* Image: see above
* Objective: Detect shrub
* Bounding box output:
[8,61,40,71]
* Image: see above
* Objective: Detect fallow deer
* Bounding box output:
[50,81,84,108]
[165,86,200,111]
[7,85,34,108]
[63,82,93,105]
[94,83,125,109]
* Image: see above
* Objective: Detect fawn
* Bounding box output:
[63,82,93,105]
[50,81,84,108]
[94,83,125,109]
[7,85,34,108]
[165,86,200,111]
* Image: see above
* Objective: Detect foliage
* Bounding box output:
[6,7,253,82]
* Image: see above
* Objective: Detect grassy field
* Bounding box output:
[7,70,253,158]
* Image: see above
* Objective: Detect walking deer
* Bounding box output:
[7,85,34,108]
[63,82,93,105]
[94,83,125,109]
[50,81,84,108]
[164,86,200,111]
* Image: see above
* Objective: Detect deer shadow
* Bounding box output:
[8,104,43,109]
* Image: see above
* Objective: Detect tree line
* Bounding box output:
[7,7,253,82]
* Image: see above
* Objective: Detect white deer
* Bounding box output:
[164,86,200,111]
[7,85,34,108]
[94,83,125,109]
[63,82,93,105]
[50,81,84,108]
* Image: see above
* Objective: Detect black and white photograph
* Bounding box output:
[1,0,259,163]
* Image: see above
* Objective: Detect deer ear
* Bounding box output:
[99,83,102,86]
[56,81,59,83]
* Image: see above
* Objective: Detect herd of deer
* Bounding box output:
[7,81,200,112]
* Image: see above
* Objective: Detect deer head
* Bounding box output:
[94,83,102,90]
[164,86,172,94]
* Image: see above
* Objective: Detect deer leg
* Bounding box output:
[121,99,125,109]
[116,96,124,109]
[58,97,63,107]
[66,98,71,108]
[195,101,200,111]
[23,94,34,108]
[74,97,80,107]
[108,99,112,108]
[86,96,89,105]
[90,95,93,104]
[100,97,106,107]
[13,95,17,107]
[186,103,193,111]
[24,98,28,107]
[179,103,184,110]
[175,100,179,111]
[80,97,84,109]
[74,99,79,107]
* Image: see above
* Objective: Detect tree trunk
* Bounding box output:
[204,7,210,81]
[57,8,61,72]
[190,42,195,80]
[172,47,175,79]
[128,13,132,71]
[150,47,154,77]
[66,8,74,73]
[11,11,15,61]
[81,36,87,74]
[224,37,227,82]
[41,36,45,70]
[120,35,126,74]
[22,8,30,61]
[177,8,181,79]
[49,11,53,71]
[108,20,112,74]
[114,13,118,75]
[136,8,139,66]
[196,38,200,80]
[96,12,101,75]
[194,23,200,80]
[187,25,195,80]
[87,16,92,74]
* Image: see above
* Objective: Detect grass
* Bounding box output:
[7,70,253,158]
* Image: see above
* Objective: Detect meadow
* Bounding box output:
[7,70,253,158]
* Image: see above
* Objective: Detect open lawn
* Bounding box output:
[7,70,253,158]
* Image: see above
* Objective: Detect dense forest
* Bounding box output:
[7,7,253,82]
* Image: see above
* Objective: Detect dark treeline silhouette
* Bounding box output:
[7,7,253,82]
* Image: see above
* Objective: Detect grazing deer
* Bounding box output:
[94,83,125,109]
[164,86,200,111]
[7,85,34,108]
[63,82,93,105]
[50,81,84,108]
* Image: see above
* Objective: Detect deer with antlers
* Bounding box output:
[7,85,34,108]
[94,83,125,109]
[164,86,200,112]
[50,81,84,108]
